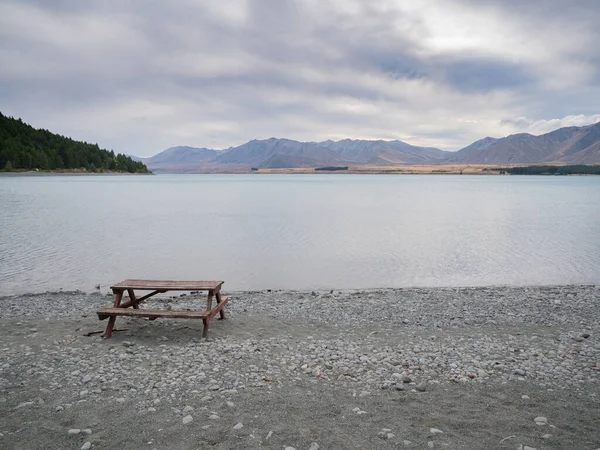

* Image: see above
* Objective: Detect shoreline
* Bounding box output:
[1,285,598,449]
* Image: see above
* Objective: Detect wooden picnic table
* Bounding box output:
[97,279,228,339]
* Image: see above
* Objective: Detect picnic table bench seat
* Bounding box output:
[97,279,228,339]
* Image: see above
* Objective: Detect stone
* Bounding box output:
[402,375,412,383]
[308,443,320,450]
[403,440,412,447]
[226,401,235,407]
[116,397,125,403]
[534,417,547,425]
[56,406,64,412]
[430,428,443,434]
[82,375,92,384]
[542,434,552,439]
[81,429,92,435]
[16,402,34,409]
[209,414,219,420]
[81,443,91,450]
[521,395,530,400]
[182,415,193,425]
[233,422,243,430]
[514,369,526,376]
[68,429,81,436]
[123,341,135,347]
[182,406,194,413]
[285,447,297,450]
[148,407,156,412]
[582,333,590,339]
[415,381,427,392]
[427,442,434,448]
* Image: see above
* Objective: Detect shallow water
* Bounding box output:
[0,174,599,295]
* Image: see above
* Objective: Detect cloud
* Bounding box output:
[502,114,600,135]
[0,0,599,155]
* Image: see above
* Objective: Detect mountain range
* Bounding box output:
[136,122,600,173]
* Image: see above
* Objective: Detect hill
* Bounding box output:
[0,112,149,173]
[449,122,600,164]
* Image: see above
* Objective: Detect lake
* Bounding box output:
[1,174,599,295]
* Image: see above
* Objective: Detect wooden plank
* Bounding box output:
[215,290,226,320]
[127,289,138,309]
[110,280,223,291]
[104,290,124,338]
[209,297,228,320]
[120,289,163,309]
[97,308,210,319]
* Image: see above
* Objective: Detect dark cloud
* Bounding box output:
[0,0,599,154]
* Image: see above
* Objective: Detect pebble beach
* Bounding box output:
[1,285,599,449]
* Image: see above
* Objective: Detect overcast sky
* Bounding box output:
[1,0,599,156]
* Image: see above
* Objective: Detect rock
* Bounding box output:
[573,336,584,342]
[68,429,81,436]
[542,434,552,439]
[82,375,92,384]
[403,440,412,447]
[148,407,156,412]
[56,406,64,412]
[308,443,320,450]
[285,447,297,450]
[81,429,92,435]
[226,401,235,407]
[415,381,427,392]
[182,406,194,413]
[427,442,434,448]
[395,383,405,391]
[182,415,193,425]
[430,428,443,434]
[534,417,547,425]
[209,414,219,420]
[582,333,590,339]
[521,395,530,400]
[81,443,91,450]
[116,397,125,403]
[16,402,34,409]
[122,341,135,347]
[514,369,526,376]
[402,375,412,383]
[233,422,243,430]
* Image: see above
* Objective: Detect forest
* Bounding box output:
[0,112,149,173]
[503,165,600,175]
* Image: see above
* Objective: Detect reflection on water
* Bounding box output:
[1,174,599,295]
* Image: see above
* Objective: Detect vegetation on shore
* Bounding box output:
[500,165,600,175]
[0,112,149,173]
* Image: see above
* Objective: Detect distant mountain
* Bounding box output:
[449,122,600,164]
[318,139,447,165]
[134,122,600,172]
[140,146,220,172]
[215,138,350,168]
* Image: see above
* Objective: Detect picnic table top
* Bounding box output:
[110,279,224,291]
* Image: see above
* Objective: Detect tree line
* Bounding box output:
[501,165,600,175]
[0,112,149,173]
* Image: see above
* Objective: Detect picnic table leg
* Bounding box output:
[215,288,226,320]
[104,290,124,339]
[202,317,209,339]
[206,289,214,311]
[127,289,138,309]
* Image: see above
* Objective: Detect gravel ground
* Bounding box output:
[0,285,599,450]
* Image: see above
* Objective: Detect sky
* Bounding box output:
[1,0,599,157]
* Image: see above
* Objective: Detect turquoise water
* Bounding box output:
[1,174,599,295]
